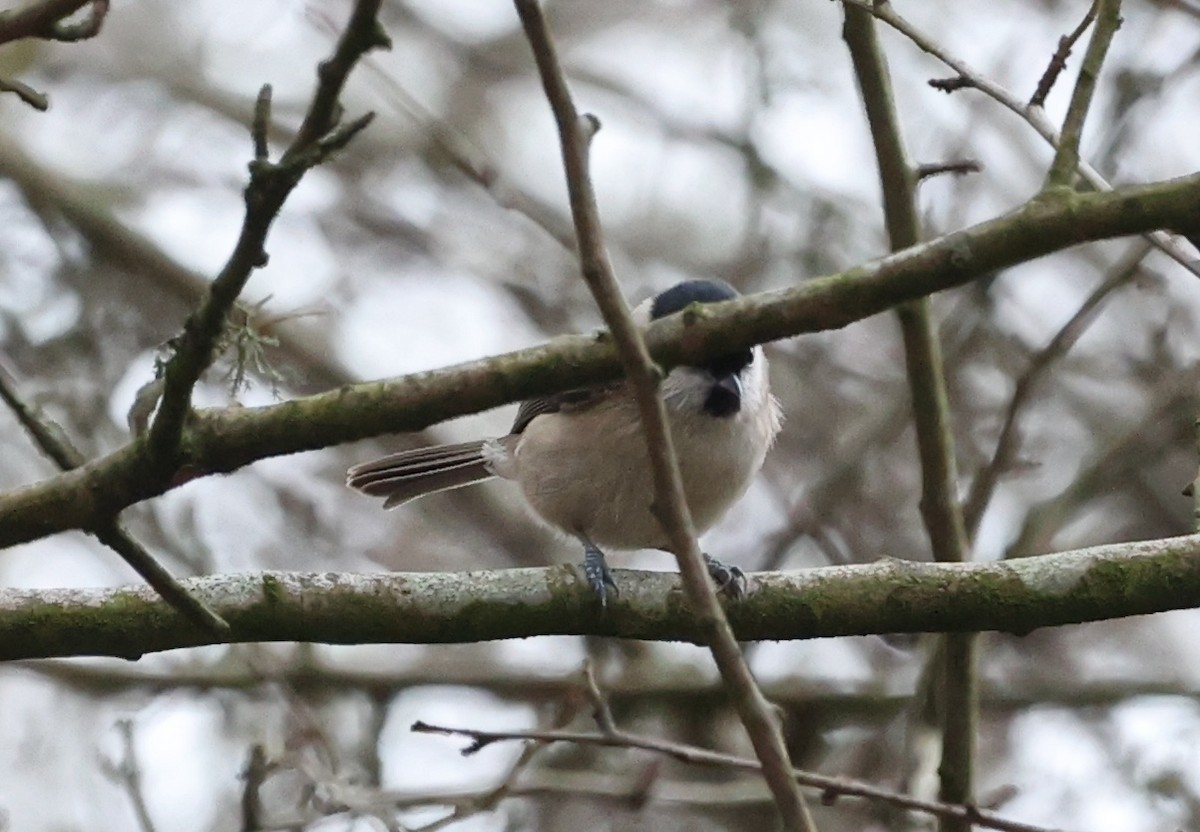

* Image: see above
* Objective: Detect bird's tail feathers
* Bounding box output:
[346,441,494,509]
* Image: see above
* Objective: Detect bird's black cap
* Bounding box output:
[650,279,739,321]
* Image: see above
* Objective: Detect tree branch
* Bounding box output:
[410,716,1050,832]
[1044,0,1122,188]
[0,358,229,635]
[410,662,1054,832]
[0,0,99,44]
[1029,0,1099,108]
[0,173,1197,549]
[145,0,386,468]
[839,0,1198,279]
[512,1,813,827]
[3,534,1200,661]
[843,10,976,824]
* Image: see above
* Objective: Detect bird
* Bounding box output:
[346,278,782,608]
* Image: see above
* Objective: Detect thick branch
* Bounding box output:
[0,174,1197,549]
[3,534,1200,661]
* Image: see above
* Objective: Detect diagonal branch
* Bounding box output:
[0,358,229,635]
[145,0,388,468]
[0,0,98,44]
[1044,0,1123,188]
[962,240,1151,535]
[412,689,1055,832]
[512,1,815,828]
[0,172,1196,550]
[839,0,1198,280]
[1029,0,1099,108]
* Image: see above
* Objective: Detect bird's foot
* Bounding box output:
[583,543,619,610]
[704,553,747,599]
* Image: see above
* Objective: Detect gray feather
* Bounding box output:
[346,441,494,508]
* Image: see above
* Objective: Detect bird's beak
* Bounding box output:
[714,373,742,400]
[704,372,744,417]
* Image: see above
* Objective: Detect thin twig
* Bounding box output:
[103,720,158,832]
[0,75,48,109]
[410,710,1061,832]
[838,0,1199,280]
[916,159,983,181]
[146,0,388,468]
[1029,0,1099,108]
[0,357,230,635]
[842,9,976,827]
[511,2,815,828]
[240,745,271,832]
[0,0,93,44]
[1044,0,1123,188]
[963,240,1152,535]
[409,696,580,832]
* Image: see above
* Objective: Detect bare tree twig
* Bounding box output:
[963,240,1152,535]
[842,9,976,826]
[145,0,387,468]
[512,2,814,828]
[0,74,47,109]
[916,160,983,181]
[0,0,97,44]
[411,665,1063,832]
[408,695,580,832]
[1029,0,1099,108]
[838,0,1199,280]
[101,719,158,832]
[1044,0,1123,188]
[0,357,230,634]
[0,0,108,108]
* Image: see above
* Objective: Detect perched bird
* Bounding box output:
[347,279,782,607]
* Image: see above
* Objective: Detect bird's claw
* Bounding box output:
[704,554,748,599]
[583,544,619,610]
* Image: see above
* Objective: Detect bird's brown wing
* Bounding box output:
[510,381,623,434]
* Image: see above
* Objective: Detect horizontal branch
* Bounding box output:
[4,534,1200,661]
[0,173,1198,548]
[25,654,1198,713]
